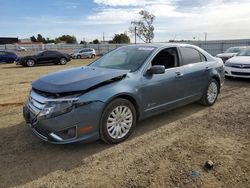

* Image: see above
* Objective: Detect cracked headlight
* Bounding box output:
[38,99,78,119]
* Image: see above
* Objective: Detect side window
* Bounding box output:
[180,47,206,65]
[151,47,179,69]
[42,51,48,55]
[45,51,57,55]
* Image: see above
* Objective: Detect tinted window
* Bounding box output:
[180,47,205,65]
[151,47,179,69]
[43,51,58,55]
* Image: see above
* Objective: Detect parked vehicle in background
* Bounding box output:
[216,46,247,63]
[17,46,27,51]
[23,44,224,144]
[71,48,96,59]
[225,47,250,78]
[16,50,71,67]
[0,51,18,63]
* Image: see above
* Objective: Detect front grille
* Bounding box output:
[231,72,250,76]
[230,64,250,69]
[27,90,47,115]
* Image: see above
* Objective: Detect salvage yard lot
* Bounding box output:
[0,60,249,188]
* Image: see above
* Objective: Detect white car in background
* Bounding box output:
[225,47,250,78]
[71,48,96,59]
[216,46,247,63]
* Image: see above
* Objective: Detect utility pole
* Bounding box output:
[103,32,105,44]
[134,27,137,44]
[205,32,207,42]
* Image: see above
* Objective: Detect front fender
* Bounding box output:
[78,79,142,110]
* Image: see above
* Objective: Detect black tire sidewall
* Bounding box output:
[100,98,136,144]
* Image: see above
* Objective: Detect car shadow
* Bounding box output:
[0,102,205,187]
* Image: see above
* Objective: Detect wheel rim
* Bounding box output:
[207,82,218,104]
[60,58,66,64]
[27,60,34,66]
[107,105,133,139]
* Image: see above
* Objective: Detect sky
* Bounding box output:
[1,0,250,43]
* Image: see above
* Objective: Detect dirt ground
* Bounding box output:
[0,60,249,188]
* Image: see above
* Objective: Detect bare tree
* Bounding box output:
[129,10,155,43]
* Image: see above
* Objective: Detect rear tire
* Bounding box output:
[91,54,95,58]
[200,79,219,106]
[100,98,136,144]
[77,55,81,59]
[59,58,67,65]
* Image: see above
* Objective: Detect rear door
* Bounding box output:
[37,51,57,64]
[179,47,209,98]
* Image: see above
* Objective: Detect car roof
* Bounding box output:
[43,50,60,53]
[123,43,200,49]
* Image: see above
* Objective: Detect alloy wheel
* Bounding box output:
[106,105,133,139]
[207,82,218,104]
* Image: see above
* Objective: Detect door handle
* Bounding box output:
[175,71,184,78]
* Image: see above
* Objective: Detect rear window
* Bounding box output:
[180,47,206,65]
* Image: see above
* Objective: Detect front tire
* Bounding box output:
[200,79,219,106]
[100,98,137,144]
[26,59,35,67]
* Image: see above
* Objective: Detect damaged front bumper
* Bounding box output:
[23,96,105,144]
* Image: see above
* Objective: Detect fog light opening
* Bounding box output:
[52,126,77,141]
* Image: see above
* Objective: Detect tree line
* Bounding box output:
[30,9,155,44]
[30,34,77,44]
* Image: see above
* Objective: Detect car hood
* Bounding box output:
[216,53,237,58]
[227,56,250,64]
[32,66,130,93]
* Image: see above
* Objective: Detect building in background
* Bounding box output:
[0,37,18,45]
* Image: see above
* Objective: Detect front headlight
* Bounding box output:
[225,61,232,67]
[38,99,77,119]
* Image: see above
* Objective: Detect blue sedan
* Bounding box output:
[23,44,224,144]
[0,51,18,63]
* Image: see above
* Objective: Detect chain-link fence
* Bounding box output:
[1,39,250,56]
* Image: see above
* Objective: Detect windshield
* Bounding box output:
[237,48,250,56]
[225,47,244,53]
[90,46,156,71]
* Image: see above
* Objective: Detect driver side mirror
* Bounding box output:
[146,65,165,75]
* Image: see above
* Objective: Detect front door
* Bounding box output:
[139,47,188,115]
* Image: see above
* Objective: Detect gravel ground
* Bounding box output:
[0,61,249,188]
